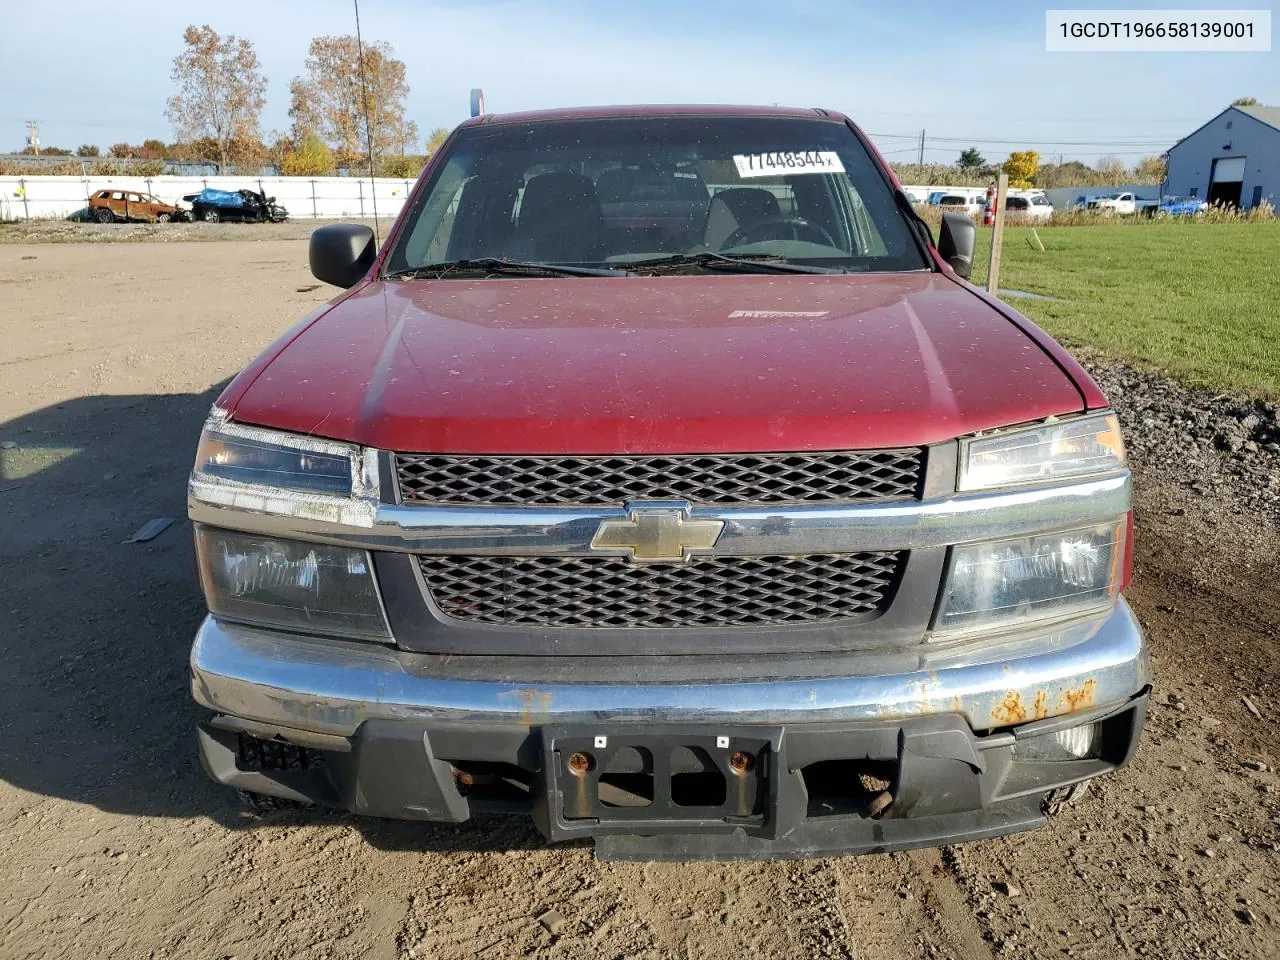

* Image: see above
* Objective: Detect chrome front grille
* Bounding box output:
[394,450,924,506]
[418,552,904,628]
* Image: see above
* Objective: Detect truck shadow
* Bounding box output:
[0,387,226,824]
[0,386,563,854]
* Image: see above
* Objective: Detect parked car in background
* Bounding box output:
[931,189,985,215]
[1085,193,1160,217]
[1003,194,1054,220]
[184,188,289,223]
[1086,193,1137,215]
[88,189,183,224]
[1153,196,1208,217]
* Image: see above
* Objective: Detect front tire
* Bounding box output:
[201,207,220,223]
[94,207,114,224]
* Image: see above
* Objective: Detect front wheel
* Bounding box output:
[201,207,220,223]
[94,207,114,224]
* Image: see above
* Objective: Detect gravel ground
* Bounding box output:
[0,240,1277,960]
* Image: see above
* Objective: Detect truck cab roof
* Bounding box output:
[460,104,850,126]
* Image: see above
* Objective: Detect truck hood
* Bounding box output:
[228,273,1086,454]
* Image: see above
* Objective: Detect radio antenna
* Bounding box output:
[353,0,380,243]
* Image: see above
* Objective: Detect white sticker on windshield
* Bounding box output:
[733,151,845,178]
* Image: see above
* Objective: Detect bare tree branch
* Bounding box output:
[165,25,267,173]
[289,36,417,166]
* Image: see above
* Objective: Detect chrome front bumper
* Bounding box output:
[190,599,1148,739]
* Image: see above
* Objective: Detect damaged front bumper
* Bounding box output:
[191,600,1149,859]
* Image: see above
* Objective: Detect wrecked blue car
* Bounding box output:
[183,188,289,223]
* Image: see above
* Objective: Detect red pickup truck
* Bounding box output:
[188,105,1148,859]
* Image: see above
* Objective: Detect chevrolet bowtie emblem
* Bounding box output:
[590,505,724,562]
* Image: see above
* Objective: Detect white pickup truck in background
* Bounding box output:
[1085,192,1160,216]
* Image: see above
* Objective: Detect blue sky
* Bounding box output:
[2,0,1274,164]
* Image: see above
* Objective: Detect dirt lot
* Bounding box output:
[1,236,1277,960]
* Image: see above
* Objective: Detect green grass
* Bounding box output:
[967,221,1280,396]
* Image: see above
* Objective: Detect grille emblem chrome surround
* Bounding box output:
[590,503,724,563]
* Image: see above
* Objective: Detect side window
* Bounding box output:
[401,155,474,266]
[128,194,142,203]
[111,192,124,200]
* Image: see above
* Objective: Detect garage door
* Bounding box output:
[1213,157,1246,182]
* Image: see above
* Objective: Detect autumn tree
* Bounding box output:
[76,144,100,157]
[1133,154,1168,184]
[1095,154,1126,182]
[140,139,169,160]
[165,25,267,173]
[289,36,417,165]
[1037,159,1102,188]
[265,131,293,172]
[168,137,218,162]
[1232,96,1259,106]
[376,154,424,178]
[425,127,450,155]
[1001,150,1039,188]
[281,135,336,176]
[956,147,985,170]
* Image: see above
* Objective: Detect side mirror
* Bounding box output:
[310,223,376,288]
[936,213,976,279]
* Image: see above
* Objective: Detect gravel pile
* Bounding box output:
[1084,357,1280,524]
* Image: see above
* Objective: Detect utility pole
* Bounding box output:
[918,129,925,166]
[25,120,40,155]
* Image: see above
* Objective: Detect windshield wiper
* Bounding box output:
[385,257,630,280]
[628,252,837,275]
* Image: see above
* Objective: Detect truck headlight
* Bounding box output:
[932,519,1124,638]
[195,527,391,641]
[959,413,1125,491]
[189,409,377,526]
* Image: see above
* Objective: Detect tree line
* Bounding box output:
[889,147,1171,190]
[14,25,449,178]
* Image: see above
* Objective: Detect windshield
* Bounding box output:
[386,115,928,276]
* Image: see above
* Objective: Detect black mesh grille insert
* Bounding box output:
[418,552,904,628]
[394,450,924,505]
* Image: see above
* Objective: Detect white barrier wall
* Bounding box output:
[0,175,421,221]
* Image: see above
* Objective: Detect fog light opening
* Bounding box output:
[1013,721,1103,762]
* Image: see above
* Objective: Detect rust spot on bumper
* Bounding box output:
[992,691,1028,725]
[1032,689,1049,720]
[504,689,553,725]
[1061,679,1097,713]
